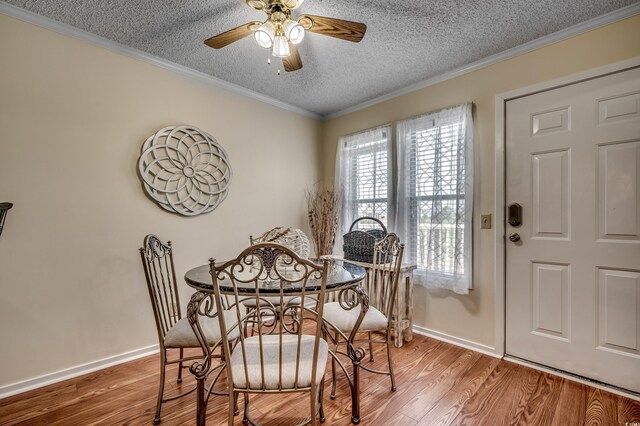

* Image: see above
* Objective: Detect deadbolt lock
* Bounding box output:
[508,203,523,227]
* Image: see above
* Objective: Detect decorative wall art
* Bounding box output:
[138,126,232,216]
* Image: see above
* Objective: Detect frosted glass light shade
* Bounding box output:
[283,0,304,8]
[283,19,305,45]
[272,35,290,57]
[254,21,275,48]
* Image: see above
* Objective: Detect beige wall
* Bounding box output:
[1,10,639,391]
[322,15,640,348]
[0,14,321,388]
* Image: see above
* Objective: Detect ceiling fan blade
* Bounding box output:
[283,44,302,72]
[298,15,367,42]
[204,21,261,49]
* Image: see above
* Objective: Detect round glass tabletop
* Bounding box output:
[184,259,366,294]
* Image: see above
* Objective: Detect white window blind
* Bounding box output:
[335,125,392,251]
[396,104,473,293]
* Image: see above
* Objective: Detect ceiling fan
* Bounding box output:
[204,0,367,72]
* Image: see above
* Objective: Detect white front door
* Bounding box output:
[505,66,640,393]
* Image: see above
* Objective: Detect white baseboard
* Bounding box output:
[504,356,640,402]
[0,344,159,400]
[412,325,502,359]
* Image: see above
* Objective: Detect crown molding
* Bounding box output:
[0,2,322,120]
[323,2,640,121]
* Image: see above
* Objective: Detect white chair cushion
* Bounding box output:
[164,310,240,348]
[322,302,388,333]
[230,334,328,390]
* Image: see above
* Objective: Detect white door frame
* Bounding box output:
[493,56,640,356]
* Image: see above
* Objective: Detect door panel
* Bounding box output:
[531,262,570,340]
[597,268,640,356]
[598,141,640,240]
[506,67,640,393]
[532,150,569,238]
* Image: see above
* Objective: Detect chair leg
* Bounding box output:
[177,348,184,383]
[319,378,326,423]
[310,383,318,426]
[386,330,396,391]
[234,391,240,416]
[154,348,167,424]
[330,330,339,400]
[227,389,235,426]
[243,393,250,425]
[368,332,374,362]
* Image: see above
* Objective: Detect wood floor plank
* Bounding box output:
[381,413,417,426]
[0,383,78,424]
[398,350,482,421]
[1,333,637,426]
[415,355,501,426]
[448,362,533,425]
[505,365,543,425]
[517,373,563,425]
[351,344,467,424]
[585,387,620,425]
[619,395,640,424]
[549,379,588,426]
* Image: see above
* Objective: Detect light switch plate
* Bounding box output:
[481,214,492,229]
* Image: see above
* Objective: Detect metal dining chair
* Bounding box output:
[245,228,317,328]
[322,233,404,397]
[208,243,330,426]
[139,234,239,424]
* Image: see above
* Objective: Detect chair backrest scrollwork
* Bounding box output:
[139,235,181,344]
[370,234,405,323]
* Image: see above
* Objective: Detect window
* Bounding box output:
[351,134,389,228]
[336,104,473,294]
[397,104,473,293]
[335,125,391,240]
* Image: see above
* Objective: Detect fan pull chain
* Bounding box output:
[266,58,280,75]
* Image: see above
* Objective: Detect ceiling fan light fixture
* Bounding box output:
[254,21,275,48]
[283,19,305,45]
[283,0,304,8]
[272,35,290,57]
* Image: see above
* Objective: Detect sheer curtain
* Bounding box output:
[334,125,392,255]
[395,104,473,294]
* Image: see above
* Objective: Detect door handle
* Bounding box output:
[509,233,521,242]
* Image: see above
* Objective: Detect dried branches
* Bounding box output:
[306,187,340,257]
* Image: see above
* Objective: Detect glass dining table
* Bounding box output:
[184,259,368,425]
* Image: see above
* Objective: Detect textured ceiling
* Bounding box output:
[4,0,638,116]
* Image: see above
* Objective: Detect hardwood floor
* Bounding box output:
[1,333,638,425]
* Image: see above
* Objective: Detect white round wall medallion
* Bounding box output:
[138,125,232,216]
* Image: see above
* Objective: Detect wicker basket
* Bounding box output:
[343,217,387,263]
[250,227,311,258]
